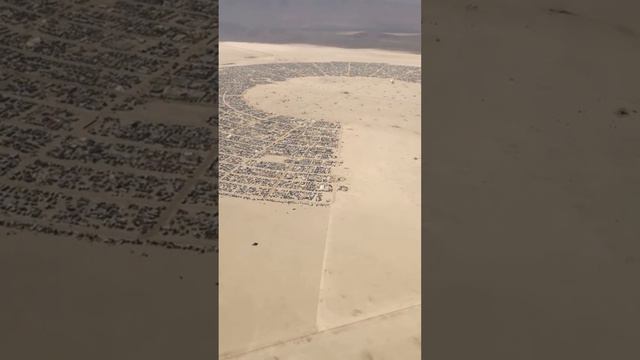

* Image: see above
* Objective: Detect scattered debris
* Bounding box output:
[616,108,630,117]
[548,8,577,16]
[465,3,479,12]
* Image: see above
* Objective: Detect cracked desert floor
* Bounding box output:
[219,42,421,359]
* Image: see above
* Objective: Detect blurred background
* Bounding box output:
[220,0,421,52]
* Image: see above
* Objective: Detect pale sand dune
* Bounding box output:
[220,42,421,358]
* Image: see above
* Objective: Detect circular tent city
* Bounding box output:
[218,61,420,206]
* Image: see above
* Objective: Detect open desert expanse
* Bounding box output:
[219,42,421,358]
[423,0,640,358]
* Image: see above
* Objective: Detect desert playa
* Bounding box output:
[219,42,421,358]
[423,1,640,358]
[0,1,218,358]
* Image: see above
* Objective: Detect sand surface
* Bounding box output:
[1,234,216,360]
[423,0,640,358]
[232,305,421,360]
[219,198,330,354]
[219,42,421,358]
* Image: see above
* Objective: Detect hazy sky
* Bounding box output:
[220,0,421,33]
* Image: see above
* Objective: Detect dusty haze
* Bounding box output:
[220,0,421,52]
